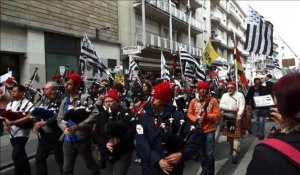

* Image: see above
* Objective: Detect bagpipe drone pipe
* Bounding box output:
[152,108,186,156]
[157,84,198,155]
[183,96,212,142]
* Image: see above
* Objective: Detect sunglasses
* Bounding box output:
[227,87,235,89]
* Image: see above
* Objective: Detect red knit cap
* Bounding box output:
[152,81,173,104]
[197,81,209,90]
[105,89,120,102]
[6,77,14,84]
[67,73,81,85]
[227,82,236,87]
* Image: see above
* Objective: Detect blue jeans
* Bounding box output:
[253,109,266,137]
[198,131,215,175]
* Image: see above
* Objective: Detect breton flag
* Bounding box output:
[80,34,114,80]
[234,34,248,88]
[202,40,219,67]
[180,49,206,82]
[128,56,142,86]
[161,51,170,81]
[244,6,274,56]
[184,61,194,81]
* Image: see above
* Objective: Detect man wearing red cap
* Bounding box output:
[57,73,100,175]
[0,77,16,135]
[94,89,135,175]
[219,82,245,164]
[135,81,201,175]
[187,81,221,175]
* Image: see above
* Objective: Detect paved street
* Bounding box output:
[0,121,274,175]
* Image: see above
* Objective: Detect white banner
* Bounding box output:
[254,95,275,107]
[0,71,12,83]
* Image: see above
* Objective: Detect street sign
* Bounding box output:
[122,46,141,55]
[282,58,295,67]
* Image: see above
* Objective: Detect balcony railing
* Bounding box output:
[228,5,242,24]
[137,0,203,31]
[136,33,202,57]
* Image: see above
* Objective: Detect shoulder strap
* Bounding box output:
[229,94,237,102]
[261,138,300,166]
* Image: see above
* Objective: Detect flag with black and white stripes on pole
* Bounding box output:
[80,34,114,80]
[184,61,194,81]
[128,56,142,86]
[161,51,170,81]
[180,49,206,82]
[244,6,273,56]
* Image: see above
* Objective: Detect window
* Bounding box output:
[107,59,117,69]
[163,26,178,41]
[45,33,79,81]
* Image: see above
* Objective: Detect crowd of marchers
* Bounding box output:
[0,72,299,175]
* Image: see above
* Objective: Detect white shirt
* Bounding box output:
[6,99,34,138]
[220,91,245,116]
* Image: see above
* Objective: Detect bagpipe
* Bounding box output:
[104,107,131,138]
[183,96,212,141]
[151,106,186,156]
[63,92,96,124]
[0,110,33,128]
[102,107,131,162]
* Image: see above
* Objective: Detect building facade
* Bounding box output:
[118,0,211,77]
[0,0,120,86]
[210,0,248,69]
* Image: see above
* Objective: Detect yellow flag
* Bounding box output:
[114,74,124,85]
[202,40,219,66]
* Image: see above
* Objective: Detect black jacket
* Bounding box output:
[246,132,300,175]
[246,85,270,109]
[135,102,201,175]
[94,106,135,161]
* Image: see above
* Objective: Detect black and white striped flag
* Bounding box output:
[180,49,206,82]
[184,61,194,81]
[161,52,170,81]
[195,61,206,82]
[129,56,142,86]
[244,6,273,56]
[80,34,114,80]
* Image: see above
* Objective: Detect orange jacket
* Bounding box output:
[187,97,221,133]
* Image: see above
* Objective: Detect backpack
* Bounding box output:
[260,138,300,167]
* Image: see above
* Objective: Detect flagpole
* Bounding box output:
[233,33,239,91]
[179,47,185,89]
